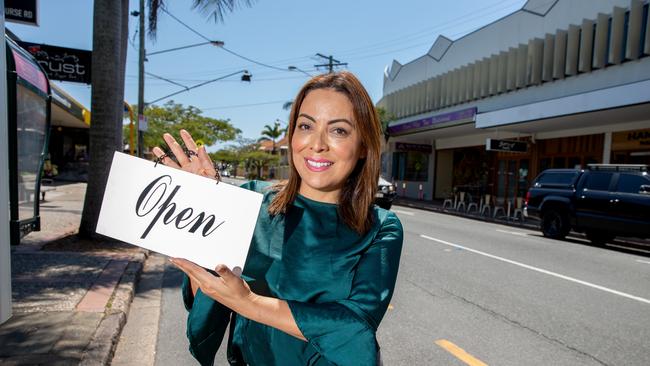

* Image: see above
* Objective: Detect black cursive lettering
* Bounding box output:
[135,175,226,239]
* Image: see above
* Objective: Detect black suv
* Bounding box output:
[525,164,650,244]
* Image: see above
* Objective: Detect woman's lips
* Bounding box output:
[304,158,333,172]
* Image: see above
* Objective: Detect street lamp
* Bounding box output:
[148,70,252,105]
[288,66,312,77]
[147,40,224,57]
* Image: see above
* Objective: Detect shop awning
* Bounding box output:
[50,83,90,129]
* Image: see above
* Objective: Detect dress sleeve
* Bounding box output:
[287,211,404,366]
[182,275,232,366]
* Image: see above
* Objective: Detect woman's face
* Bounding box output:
[292,88,364,203]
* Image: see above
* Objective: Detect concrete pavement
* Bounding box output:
[0,182,146,365]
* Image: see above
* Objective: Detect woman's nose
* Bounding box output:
[309,130,328,152]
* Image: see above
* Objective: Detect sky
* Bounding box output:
[8,0,526,151]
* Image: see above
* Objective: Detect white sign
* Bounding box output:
[138,115,148,132]
[97,152,263,270]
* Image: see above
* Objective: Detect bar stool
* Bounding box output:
[512,197,525,222]
[480,194,492,217]
[442,191,456,210]
[467,196,481,214]
[493,197,506,219]
[456,192,466,212]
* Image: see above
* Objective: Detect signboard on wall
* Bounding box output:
[486,138,528,153]
[17,42,91,84]
[612,129,650,151]
[395,142,432,153]
[5,0,38,26]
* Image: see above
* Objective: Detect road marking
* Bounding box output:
[392,209,415,216]
[636,259,650,265]
[420,234,650,305]
[435,339,488,366]
[496,229,528,236]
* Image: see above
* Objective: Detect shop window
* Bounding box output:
[616,173,650,194]
[392,151,428,181]
[585,172,613,191]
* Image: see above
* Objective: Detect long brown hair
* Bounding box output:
[268,71,382,234]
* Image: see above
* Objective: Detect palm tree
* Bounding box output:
[79,0,254,238]
[258,121,286,155]
[79,0,129,238]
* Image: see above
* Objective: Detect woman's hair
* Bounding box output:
[268,71,382,234]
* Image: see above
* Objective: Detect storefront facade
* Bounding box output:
[379,0,650,207]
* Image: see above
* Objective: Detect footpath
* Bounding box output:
[0,182,146,365]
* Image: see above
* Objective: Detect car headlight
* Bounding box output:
[381,186,389,194]
[388,185,395,192]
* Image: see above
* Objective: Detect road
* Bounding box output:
[114,204,650,365]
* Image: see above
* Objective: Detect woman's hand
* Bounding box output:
[171,257,307,341]
[170,258,256,310]
[152,129,218,180]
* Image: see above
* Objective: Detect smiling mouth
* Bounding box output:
[305,158,333,171]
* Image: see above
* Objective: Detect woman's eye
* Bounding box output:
[332,128,348,136]
[297,123,311,130]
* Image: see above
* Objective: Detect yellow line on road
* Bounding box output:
[435,339,488,366]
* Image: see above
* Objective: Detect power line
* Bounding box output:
[200,99,288,111]
[160,6,297,73]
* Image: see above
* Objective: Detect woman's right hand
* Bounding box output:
[152,129,219,181]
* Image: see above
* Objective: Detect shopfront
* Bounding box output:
[611,128,650,165]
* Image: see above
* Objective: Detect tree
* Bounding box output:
[79,0,129,238]
[141,101,240,151]
[242,151,280,180]
[258,121,286,154]
[80,0,254,238]
[376,107,395,143]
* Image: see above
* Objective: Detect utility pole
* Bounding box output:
[314,53,347,73]
[137,0,145,158]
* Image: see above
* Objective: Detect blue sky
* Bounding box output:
[9,0,526,150]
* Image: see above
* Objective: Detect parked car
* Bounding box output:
[375,176,396,210]
[524,164,650,244]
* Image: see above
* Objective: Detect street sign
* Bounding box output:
[486,138,528,153]
[138,115,148,131]
[5,0,38,26]
[17,42,91,84]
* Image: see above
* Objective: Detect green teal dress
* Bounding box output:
[182,181,403,366]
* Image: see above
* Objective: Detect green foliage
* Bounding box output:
[258,121,286,154]
[140,101,240,150]
[242,150,280,179]
[376,106,395,143]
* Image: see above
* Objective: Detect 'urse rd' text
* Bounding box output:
[135,175,225,239]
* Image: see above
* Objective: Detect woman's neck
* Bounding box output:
[297,184,340,204]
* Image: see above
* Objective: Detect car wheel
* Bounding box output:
[541,209,570,239]
[585,230,615,246]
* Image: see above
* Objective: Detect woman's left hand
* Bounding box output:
[170,258,256,310]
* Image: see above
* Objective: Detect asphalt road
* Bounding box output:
[119,204,650,365]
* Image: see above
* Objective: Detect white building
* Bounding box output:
[378,0,650,208]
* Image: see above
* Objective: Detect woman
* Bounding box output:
[153,71,403,365]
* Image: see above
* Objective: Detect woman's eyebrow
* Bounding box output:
[298,113,354,127]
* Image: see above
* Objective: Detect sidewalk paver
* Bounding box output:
[0,182,145,365]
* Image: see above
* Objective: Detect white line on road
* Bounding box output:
[636,259,650,265]
[495,229,528,236]
[392,209,415,216]
[420,234,650,306]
